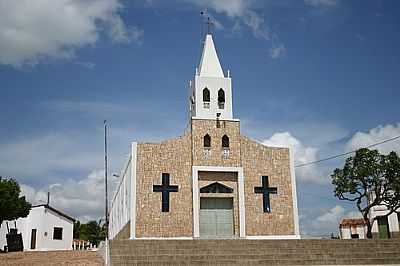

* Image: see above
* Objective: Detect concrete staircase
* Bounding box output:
[110,239,400,265]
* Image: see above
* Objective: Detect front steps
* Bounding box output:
[109,239,400,265]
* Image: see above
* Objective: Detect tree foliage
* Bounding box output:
[74,219,106,246]
[0,177,31,225]
[331,148,400,238]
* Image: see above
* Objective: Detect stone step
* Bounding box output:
[111,252,400,261]
[111,251,400,259]
[110,239,400,265]
[111,239,400,247]
[110,245,400,253]
[111,244,400,251]
[111,257,400,266]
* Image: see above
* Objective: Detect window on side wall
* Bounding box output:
[53,227,63,240]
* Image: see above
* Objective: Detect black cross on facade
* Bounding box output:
[153,173,178,212]
[254,176,277,213]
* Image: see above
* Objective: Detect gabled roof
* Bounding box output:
[200,182,233,193]
[340,218,366,227]
[198,34,224,78]
[32,204,75,222]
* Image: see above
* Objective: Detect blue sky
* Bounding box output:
[1,0,400,235]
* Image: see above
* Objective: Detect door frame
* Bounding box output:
[192,166,245,238]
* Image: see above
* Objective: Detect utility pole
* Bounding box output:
[104,120,109,239]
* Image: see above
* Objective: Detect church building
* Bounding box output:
[109,34,300,240]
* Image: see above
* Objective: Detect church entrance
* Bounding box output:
[199,197,233,238]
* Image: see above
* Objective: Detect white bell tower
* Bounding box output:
[189,34,234,120]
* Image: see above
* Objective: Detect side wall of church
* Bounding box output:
[240,136,295,236]
[135,134,193,238]
[114,221,130,240]
[191,119,241,167]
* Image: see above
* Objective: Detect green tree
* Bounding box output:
[73,220,81,239]
[0,177,31,225]
[331,148,400,238]
[79,220,106,246]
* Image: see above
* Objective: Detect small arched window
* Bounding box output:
[218,89,225,109]
[222,135,229,148]
[204,134,211,148]
[203,88,210,102]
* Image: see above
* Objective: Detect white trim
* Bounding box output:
[130,142,138,239]
[246,235,300,240]
[135,237,193,240]
[237,171,246,238]
[192,168,200,238]
[289,148,300,238]
[192,166,245,238]
[191,117,240,122]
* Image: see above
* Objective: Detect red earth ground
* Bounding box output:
[0,250,104,265]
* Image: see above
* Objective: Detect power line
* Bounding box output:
[295,134,400,168]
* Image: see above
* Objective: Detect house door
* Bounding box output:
[377,216,390,239]
[30,229,37,250]
[199,198,233,238]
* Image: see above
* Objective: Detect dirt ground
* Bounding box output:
[0,250,104,266]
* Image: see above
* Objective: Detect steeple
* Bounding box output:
[189,33,235,121]
[198,34,224,78]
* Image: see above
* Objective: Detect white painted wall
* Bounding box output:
[191,75,233,120]
[370,207,400,236]
[340,225,366,239]
[109,153,132,239]
[0,206,73,251]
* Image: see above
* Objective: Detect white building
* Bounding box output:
[369,206,400,239]
[0,204,74,251]
[339,218,367,239]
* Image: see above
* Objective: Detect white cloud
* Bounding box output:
[21,170,119,222]
[262,132,324,183]
[269,44,286,59]
[305,205,362,235]
[184,0,271,41]
[345,123,400,155]
[0,133,102,178]
[304,0,338,7]
[0,0,143,67]
[186,0,249,17]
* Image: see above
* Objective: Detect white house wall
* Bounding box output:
[371,208,400,235]
[39,207,73,251]
[1,206,73,251]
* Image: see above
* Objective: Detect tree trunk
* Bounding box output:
[364,215,373,239]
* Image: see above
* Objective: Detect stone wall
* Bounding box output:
[114,221,130,240]
[135,134,193,238]
[133,118,296,238]
[240,136,295,236]
[191,119,241,167]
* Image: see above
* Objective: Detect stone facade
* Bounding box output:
[191,119,241,167]
[131,118,297,238]
[135,134,193,238]
[240,136,295,236]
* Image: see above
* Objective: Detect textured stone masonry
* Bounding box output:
[133,118,295,238]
